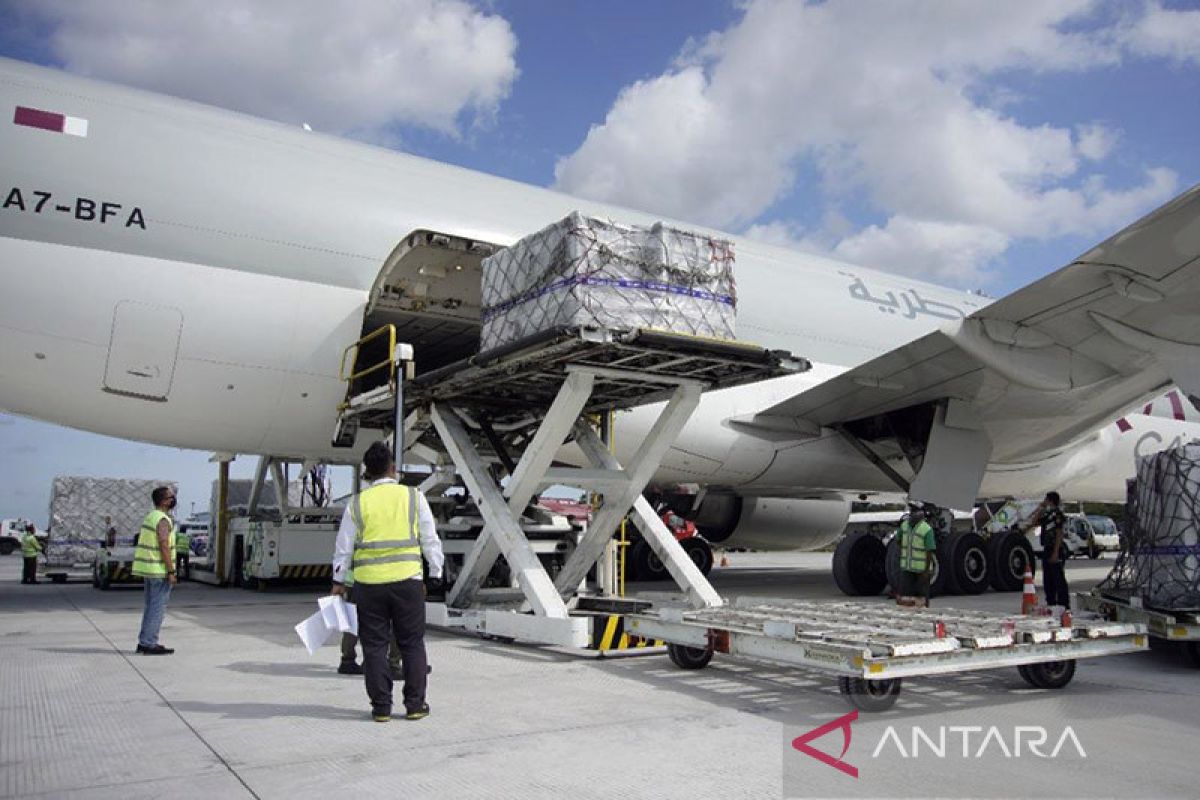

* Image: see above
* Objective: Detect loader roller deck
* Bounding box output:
[343,325,806,430]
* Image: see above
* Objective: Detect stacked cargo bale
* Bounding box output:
[480,212,737,353]
[47,477,175,566]
[1100,445,1200,610]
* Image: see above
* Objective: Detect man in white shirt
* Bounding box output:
[331,442,444,722]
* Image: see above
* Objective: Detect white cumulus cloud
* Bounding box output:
[555,0,1183,286]
[14,0,518,139]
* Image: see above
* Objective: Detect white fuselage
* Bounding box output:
[1,59,1194,506]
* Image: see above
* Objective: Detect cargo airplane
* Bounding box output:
[2,58,1199,595]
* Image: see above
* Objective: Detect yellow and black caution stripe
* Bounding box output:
[590,615,664,651]
[278,564,333,580]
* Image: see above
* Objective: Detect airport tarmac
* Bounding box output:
[1,552,1197,799]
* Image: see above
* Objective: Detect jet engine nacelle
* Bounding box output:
[691,493,851,551]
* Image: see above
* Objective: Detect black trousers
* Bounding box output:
[175,552,189,576]
[1042,559,1070,608]
[22,557,37,583]
[355,579,427,713]
[340,585,400,671]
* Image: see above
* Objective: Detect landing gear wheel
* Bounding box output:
[944,531,989,595]
[1020,659,1076,689]
[833,531,888,596]
[680,537,714,576]
[630,540,665,581]
[838,676,901,712]
[987,530,1035,592]
[0,540,14,556]
[667,643,713,670]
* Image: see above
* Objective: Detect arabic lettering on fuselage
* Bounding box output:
[839,271,968,321]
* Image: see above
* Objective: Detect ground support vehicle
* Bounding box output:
[91,545,141,589]
[628,597,1147,711]
[334,324,805,647]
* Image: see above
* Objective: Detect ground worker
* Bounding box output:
[336,564,402,678]
[104,515,118,548]
[1027,491,1070,609]
[132,486,178,655]
[175,526,191,578]
[896,504,936,608]
[20,524,42,585]
[331,441,443,722]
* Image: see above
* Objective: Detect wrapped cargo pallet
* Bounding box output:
[479,212,737,353]
[47,476,176,566]
[1101,445,1200,610]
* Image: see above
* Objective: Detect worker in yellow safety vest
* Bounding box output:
[331,441,443,722]
[132,486,178,655]
[20,524,42,585]
[175,527,191,578]
[896,504,937,608]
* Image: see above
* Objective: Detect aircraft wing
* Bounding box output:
[748,182,1200,508]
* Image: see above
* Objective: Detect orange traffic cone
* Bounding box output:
[1021,569,1037,615]
[719,551,729,568]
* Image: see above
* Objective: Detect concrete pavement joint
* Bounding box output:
[59,589,261,800]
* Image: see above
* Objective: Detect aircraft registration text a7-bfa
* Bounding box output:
[2,57,1199,553]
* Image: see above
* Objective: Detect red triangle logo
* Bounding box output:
[791,709,859,778]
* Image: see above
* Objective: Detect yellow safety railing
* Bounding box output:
[339,324,398,388]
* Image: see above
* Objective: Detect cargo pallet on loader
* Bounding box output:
[1077,588,1200,667]
[333,324,807,647]
[627,597,1147,711]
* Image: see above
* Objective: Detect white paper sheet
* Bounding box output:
[318,595,358,635]
[294,611,335,655]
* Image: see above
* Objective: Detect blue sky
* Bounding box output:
[1,1,1199,525]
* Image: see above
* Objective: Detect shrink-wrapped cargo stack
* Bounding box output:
[47,477,175,566]
[479,212,737,353]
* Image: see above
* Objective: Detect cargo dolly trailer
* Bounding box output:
[1077,588,1200,666]
[628,598,1147,711]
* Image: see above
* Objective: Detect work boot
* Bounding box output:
[338,661,364,675]
[404,703,430,721]
[371,706,391,723]
[140,644,174,655]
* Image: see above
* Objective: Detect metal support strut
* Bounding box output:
[426,364,725,646]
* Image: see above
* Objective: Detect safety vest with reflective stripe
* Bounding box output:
[21,533,41,558]
[175,531,191,554]
[899,519,934,573]
[132,510,175,578]
[350,483,421,584]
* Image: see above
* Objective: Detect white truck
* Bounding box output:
[1,518,46,556]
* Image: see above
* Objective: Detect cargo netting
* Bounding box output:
[1099,445,1200,610]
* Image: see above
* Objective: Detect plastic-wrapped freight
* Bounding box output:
[47,477,176,566]
[479,212,737,353]
[1103,445,1200,610]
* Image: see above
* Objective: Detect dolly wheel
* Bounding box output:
[1019,659,1076,689]
[667,643,713,670]
[838,676,901,712]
